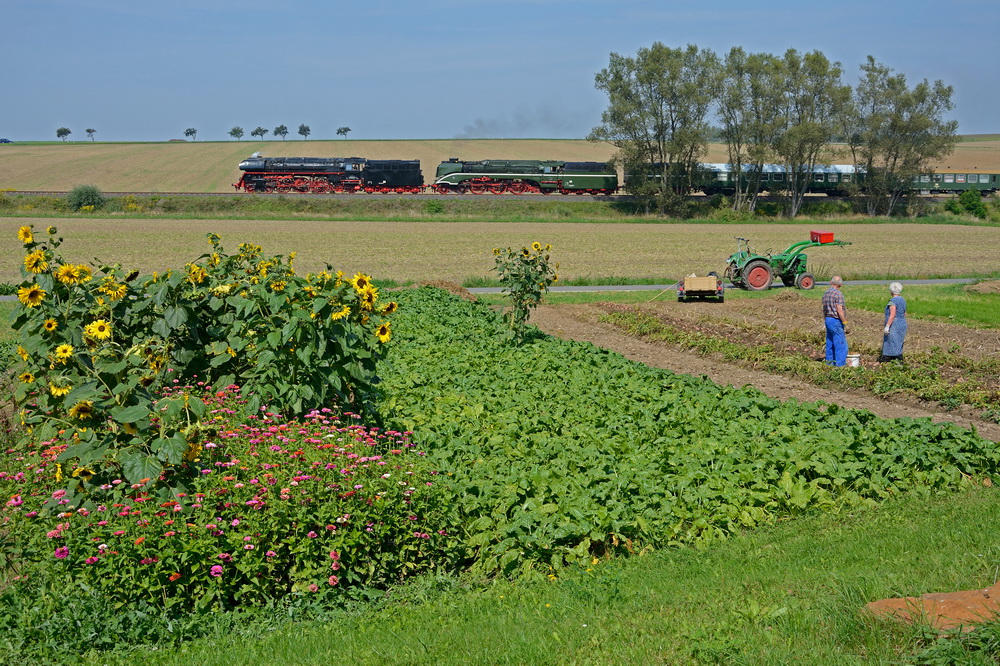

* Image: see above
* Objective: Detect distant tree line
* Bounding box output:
[589,43,959,216]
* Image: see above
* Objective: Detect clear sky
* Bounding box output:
[3,0,998,142]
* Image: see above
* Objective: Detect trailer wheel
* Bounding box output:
[743,260,773,291]
[795,272,815,290]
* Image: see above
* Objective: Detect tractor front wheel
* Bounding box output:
[795,272,815,290]
[743,260,773,291]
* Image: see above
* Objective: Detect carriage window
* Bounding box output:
[772,173,785,182]
[944,174,954,183]
[932,174,942,181]
[828,174,839,183]
[814,173,825,182]
[970,174,981,183]
[921,175,931,183]
[956,174,966,183]
[717,173,728,182]
[842,174,851,182]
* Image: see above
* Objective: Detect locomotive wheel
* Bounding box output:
[795,272,815,290]
[743,260,773,291]
[436,184,451,195]
[264,186,274,193]
[490,183,507,194]
[508,182,526,195]
[470,183,486,194]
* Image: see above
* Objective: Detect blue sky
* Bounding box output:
[3,0,998,142]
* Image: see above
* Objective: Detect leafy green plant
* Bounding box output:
[66,184,106,212]
[491,242,558,341]
[9,225,397,497]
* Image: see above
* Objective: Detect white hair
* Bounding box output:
[889,282,903,295]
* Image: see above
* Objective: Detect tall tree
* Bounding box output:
[298,124,311,140]
[86,128,96,142]
[716,48,784,212]
[845,56,959,215]
[337,126,352,139]
[273,125,288,140]
[589,43,720,212]
[56,127,72,141]
[184,127,197,141]
[770,50,851,217]
[251,126,269,140]
[229,126,245,141]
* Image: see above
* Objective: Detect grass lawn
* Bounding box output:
[132,486,1000,665]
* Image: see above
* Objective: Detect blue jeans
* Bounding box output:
[825,317,847,366]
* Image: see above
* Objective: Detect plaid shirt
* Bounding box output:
[822,287,845,319]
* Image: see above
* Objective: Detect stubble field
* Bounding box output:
[1,135,999,193]
[3,219,999,286]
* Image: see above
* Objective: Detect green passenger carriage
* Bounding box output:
[432,158,618,195]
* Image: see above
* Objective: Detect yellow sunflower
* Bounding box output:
[375,322,392,344]
[24,250,48,273]
[68,401,95,420]
[330,304,352,321]
[350,272,372,291]
[54,264,78,284]
[84,319,112,340]
[380,301,398,315]
[17,284,46,307]
[359,285,378,311]
[49,382,73,397]
[17,226,33,244]
[54,343,74,360]
[16,345,28,361]
[43,319,58,333]
[18,372,34,384]
[270,280,286,292]
[71,466,94,480]
[46,226,57,236]
[532,242,542,251]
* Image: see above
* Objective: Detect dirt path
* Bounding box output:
[529,303,1000,443]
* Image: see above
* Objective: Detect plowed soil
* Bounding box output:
[529,294,1000,442]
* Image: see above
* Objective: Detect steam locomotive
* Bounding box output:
[233,153,999,197]
[233,154,423,193]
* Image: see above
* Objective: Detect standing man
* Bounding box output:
[822,276,849,366]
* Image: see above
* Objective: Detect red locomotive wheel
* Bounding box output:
[490,183,507,194]
[470,183,486,194]
[436,184,451,195]
[508,182,526,195]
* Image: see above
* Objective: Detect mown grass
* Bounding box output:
[119,486,1000,665]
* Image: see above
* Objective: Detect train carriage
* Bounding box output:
[432,158,618,195]
[233,154,423,194]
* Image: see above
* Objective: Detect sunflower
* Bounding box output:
[186,264,207,284]
[17,226,33,244]
[532,242,542,251]
[380,301,398,315]
[54,343,74,360]
[98,280,127,301]
[270,280,287,293]
[330,304,351,321]
[53,264,78,284]
[18,372,34,384]
[71,466,94,480]
[43,319,58,333]
[84,319,112,340]
[24,250,49,274]
[68,401,95,420]
[75,265,93,283]
[545,244,552,252]
[123,422,139,435]
[46,226,57,236]
[334,270,345,286]
[49,382,72,397]
[16,345,28,361]
[350,272,372,291]
[17,284,46,307]
[521,248,530,257]
[375,322,392,344]
[359,285,378,311]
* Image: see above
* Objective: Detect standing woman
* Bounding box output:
[880,282,907,363]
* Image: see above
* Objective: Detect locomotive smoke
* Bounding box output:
[453,104,588,139]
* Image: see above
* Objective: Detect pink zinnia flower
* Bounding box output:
[328,575,339,586]
[307,531,318,539]
[266,551,277,557]
[210,565,223,577]
[85,556,99,564]
[308,583,319,592]
[54,546,69,559]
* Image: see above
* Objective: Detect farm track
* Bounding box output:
[529,301,1000,442]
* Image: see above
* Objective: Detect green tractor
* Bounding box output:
[724,231,851,291]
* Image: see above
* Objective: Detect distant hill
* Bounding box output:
[1,138,997,193]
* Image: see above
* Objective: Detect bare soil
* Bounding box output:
[528,296,1000,442]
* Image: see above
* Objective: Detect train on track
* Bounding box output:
[232,153,1000,197]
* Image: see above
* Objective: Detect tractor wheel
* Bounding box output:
[743,260,773,291]
[795,272,816,290]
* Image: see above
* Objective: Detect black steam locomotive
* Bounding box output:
[233,153,423,193]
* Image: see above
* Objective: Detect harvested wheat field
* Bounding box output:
[2,218,998,285]
[1,136,999,193]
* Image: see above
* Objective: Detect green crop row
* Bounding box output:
[379,288,1000,574]
[598,306,1000,416]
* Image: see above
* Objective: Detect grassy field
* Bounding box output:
[4,219,999,286]
[2,136,999,193]
[130,486,1000,665]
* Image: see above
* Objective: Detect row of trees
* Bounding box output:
[52,126,353,143]
[589,44,959,216]
[56,128,97,142]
